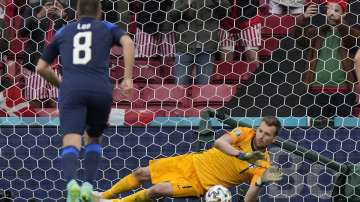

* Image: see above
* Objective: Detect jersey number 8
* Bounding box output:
[73,31,92,65]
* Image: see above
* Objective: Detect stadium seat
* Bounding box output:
[355,85,360,103]
[140,84,191,108]
[259,37,280,58]
[263,15,296,38]
[9,37,27,56]
[168,107,203,117]
[128,14,137,35]
[111,46,123,56]
[159,58,175,83]
[112,59,162,83]
[34,108,59,117]
[353,107,360,117]
[112,84,143,108]
[211,61,258,84]
[191,84,237,108]
[109,64,124,80]
[124,109,155,126]
[3,60,27,86]
[0,85,36,117]
[354,85,360,116]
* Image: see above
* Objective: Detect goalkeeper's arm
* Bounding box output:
[244,185,262,202]
[214,134,264,163]
[214,133,242,156]
[244,167,283,202]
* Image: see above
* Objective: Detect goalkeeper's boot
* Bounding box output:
[80,182,94,202]
[67,179,80,202]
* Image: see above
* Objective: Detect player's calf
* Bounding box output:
[148,183,173,199]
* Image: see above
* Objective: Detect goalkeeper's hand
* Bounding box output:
[256,166,283,187]
[237,151,265,164]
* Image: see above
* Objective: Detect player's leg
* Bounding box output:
[289,5,304,15]
[63,133,82,202]
[102,180,199,202]
[81,132,103,202]
[241,24,261,66]
[195,52,215,85]
[268,0,284,15]
[219,29,236,61]
[59,91,87,202]
[46,67,60,108]
[134,28,157,58]
[159,31,176,59]
[173,52,194,85]
[26,71,45,108]
[123,182,173,202]
[81,92,113,201]
[100,167,150,199]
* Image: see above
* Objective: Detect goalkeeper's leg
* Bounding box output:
[103,183,171,202]
[100,167,149,199]
[101,181,199,202]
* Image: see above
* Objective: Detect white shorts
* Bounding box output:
[219,24,262,52]
[269,0,304,15]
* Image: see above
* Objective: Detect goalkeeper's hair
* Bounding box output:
[77,0,101,18]
[261,116,282,136]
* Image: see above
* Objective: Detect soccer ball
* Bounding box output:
[205,185,232,202]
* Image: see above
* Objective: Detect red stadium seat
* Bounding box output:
[112,84,143,108]
[159,58,175,82]
[263,15,296,37]
[34,108,59,117]
[111,46,123,56]
[9,37,27,55]
[259,37,280,58]
[0,85,36,117]
[140,84,191,107]
[191,84,237,108]
[353,84,360,117]
[354,85,360,114]
[212,61,258,84]
[109,64,124,80]
[111,59,162,83]
[168,107,202,117]
[3,60,26,86]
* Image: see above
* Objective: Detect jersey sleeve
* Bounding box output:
[41,26,64,64]
[227,127,253,144]
[103,22,126,46]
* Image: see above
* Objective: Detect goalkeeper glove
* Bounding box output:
[237,151,265,164]
[256,166,283,187]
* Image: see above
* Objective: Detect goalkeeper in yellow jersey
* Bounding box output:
[94,116,283,202]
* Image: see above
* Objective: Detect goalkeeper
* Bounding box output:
[95,116,283,202]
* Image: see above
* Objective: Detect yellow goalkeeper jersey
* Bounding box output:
[192,127,271,189]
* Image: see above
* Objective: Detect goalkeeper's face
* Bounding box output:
[255,122,277,149]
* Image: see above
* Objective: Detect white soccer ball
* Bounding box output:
[205,185,232,202]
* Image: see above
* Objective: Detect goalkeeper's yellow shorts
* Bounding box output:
[149,153,205,197]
